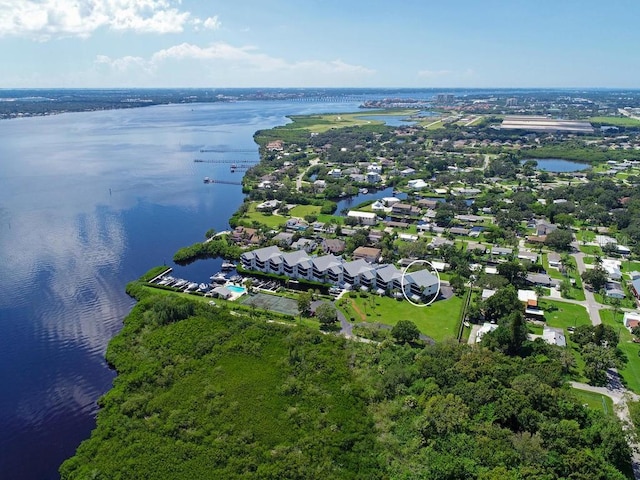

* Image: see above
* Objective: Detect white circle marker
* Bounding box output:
[401,260,441,307]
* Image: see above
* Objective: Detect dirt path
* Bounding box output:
[349,299,367,321]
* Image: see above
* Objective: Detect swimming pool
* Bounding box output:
[226,285,247,294]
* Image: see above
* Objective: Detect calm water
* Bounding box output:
[528,158,591,172]
[0,100,362,479]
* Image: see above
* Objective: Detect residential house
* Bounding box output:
[371,200,386,211]
[272,232,294,247]
[632,278,640,299]
[285,218,309,232]
[430,237,454,249]
[624,311,640,331]
[547,252,562,269]
[518,250,538,263]
[291,238,316,253]
[352,246,382,263]
[256,199,281,211]
[231,226,261,246]
[328,168,342,178]
[449,227,470,236]
[367,163,382,174]
[418,198,440,209]
[526,273,557,287]
[366,172,382,183]
[391,203,421,217]
[543,326,566,347]
[491,246,513,257]
[321,238,346,255]
[536,220,557,236]
[407,179,428,190]
[400,168,416,177]
[347,211,377,226]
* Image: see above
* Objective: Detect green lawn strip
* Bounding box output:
[583,256,595,265]
[341,294,463,341]
[600,309,640,394]
[316,213,344,225]
[579,245,603,255]
[571,388,615,417]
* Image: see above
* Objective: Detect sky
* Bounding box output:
[1,0,639,89]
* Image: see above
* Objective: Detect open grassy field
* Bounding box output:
[240,202,287,229]
[541,300,591,329]
[339,293,463,341]
[288,204,321,218]
[590,116,640,127]
[600,309,640,394]
[571,388,615,417]
[287,110,419,134]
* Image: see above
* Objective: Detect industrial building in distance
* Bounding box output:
[501,115,594,133]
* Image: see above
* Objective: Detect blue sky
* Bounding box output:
[1,0,638,88]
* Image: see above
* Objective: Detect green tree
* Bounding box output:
[391,320,421,344]
[581,267,608,292]
[544,229,573,251]
[583,344,617,386]
[483,285,523,323]
[297,292,312,317]
[315,302,338,328]
[497,261,526,286]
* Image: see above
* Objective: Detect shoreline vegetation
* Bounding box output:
[60,270,633,479]
[61,97,640,477]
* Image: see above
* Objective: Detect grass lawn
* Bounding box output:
[339,293,463,342]
[579,245,603,255]
[576,230,596,243]
[541,300,591,329]
[571,388,615,417]
[590,116,640,127]
[240,202,287,229]
[290,110,418,133]
[600,309,640,394]
[289,204,322,218]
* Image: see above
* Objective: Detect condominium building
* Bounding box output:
[240,246,439,300]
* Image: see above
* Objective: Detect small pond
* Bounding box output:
[525,158,591,172]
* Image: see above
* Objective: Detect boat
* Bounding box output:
[173,279,188,288]
[359,188,369,194]
[203,177,211,183]
[197,283,209,291]
[185,282,199,291]
[221,261,236,271]
[210,272,227,283]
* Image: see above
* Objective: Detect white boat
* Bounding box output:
[185,282,199,291]
[210,272,227,283]
[221,261,236,271]
[197,283,209,291]
[173,279,188,288]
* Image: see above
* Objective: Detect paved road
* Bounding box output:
[296,158,319,191]
[571,244,602,325]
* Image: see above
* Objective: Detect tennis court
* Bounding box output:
[240,292,299,316]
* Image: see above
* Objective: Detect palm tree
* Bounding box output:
[534,285,545,303]
[560,253,574,277]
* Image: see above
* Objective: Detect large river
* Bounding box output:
[0,100,363,479]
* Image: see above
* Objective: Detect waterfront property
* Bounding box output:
[240,246,439,300]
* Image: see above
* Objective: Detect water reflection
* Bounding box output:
[0,100,364,479]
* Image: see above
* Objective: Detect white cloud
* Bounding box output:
[0,0,204,39]
[92,42,375,86]
[203,16,221,30]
